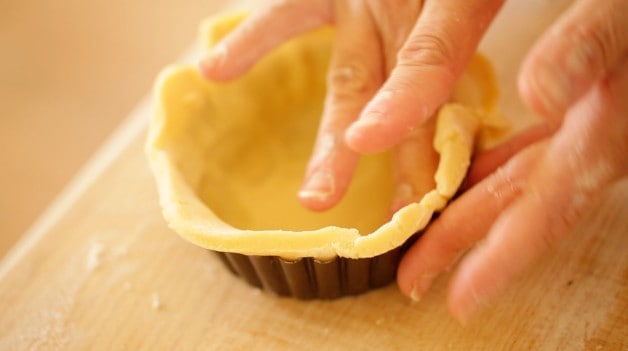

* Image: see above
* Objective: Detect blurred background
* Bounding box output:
[0,0,256,259]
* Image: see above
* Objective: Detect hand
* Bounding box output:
[198,0,504,212]
[198,0,628,324]
[397,0,628,323]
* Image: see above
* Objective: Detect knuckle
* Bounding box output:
[559,15,624,78]
[397,33,455,69]
[327,62,375,99]
[569,27,611,74]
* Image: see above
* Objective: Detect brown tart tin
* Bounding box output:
[211,234,419,299]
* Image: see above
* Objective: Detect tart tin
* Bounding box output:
[212,235,419,299]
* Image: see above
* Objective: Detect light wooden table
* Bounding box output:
[1,1,626,349]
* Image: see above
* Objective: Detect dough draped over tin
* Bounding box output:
[146,12,507,260]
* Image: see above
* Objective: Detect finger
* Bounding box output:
[397,141,544,300]
[298,1,385,211]
[366,0,424,73]
[518,0,628,119]
[389,120,438,214]
[199,0,332,81]
[345,0,505,154]
[448,59,628,324]
[466,122,555,187]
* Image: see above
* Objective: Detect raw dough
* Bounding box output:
[146,12,506,260]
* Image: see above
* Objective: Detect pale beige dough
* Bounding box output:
[146,12,507,260]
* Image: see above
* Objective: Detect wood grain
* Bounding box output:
[0,100,625,349]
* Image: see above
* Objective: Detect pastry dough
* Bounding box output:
[146,12,506,260]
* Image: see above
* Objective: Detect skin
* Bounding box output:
[199,0,628,323]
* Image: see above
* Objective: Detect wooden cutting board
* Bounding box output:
[0,1,626,349]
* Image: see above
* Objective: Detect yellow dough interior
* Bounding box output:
[146,13,507,260]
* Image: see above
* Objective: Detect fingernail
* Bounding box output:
[409,272,437,303]
[298,171,335,202]
[410,287,422,303]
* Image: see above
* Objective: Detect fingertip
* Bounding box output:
[447,217,535,326]
[198,44,238,81]
[396,260,420,300]
[397,253,441,303]
[345,88,434,154]
[516,63,541,113]
[297,171,338,212]
[344,117,390,154]
[445,186,543,324]
[517,58,560,120]
[396,238,440,302]
[197,56,215,79]
[297,193,336,212]
[297,189,339,212]
[521,58,576,120]
[446,253,492,325]
[396,232,424,297]
[345,90,396,153]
